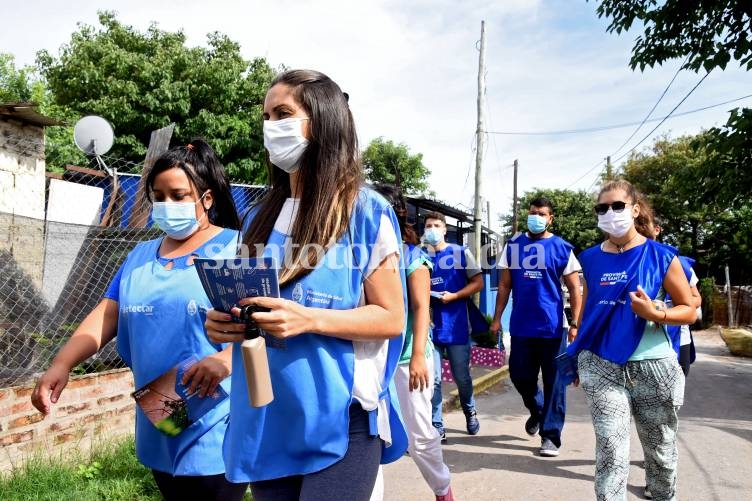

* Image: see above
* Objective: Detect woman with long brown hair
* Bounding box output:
[566,179,695,500]
[205,70,407,500]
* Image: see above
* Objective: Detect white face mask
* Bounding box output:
[597,209,633,238]
[263,117,309,173]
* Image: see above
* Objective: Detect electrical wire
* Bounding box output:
[609,58,686,157]
[610,71,711,165]
[483,93,750,136]
[566,71,712,189]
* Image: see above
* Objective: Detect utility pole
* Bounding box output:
[604,156,613,182]
[512,159,519,233]
[726,265,735,327]
[486,199,491,230]
[473,20,487,264]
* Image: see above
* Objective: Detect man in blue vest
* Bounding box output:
[490,197,582,457]
[423,211,485,442]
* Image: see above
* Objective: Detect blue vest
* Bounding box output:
[223,188,408,483]
[428,244,472,345]
[665,253,696,355]
[506,233,574,338]
[567,239,677,365]
[111,228,239,475]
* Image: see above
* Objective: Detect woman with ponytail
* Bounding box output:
[32,139,247,500]
[565,180,695,500]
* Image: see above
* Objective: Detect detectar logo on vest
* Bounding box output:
[120,304,155,315]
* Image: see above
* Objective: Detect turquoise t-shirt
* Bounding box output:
[399,244,434,365]
[629,289,675,361]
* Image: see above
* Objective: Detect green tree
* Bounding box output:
[37,11,275,182]
[592,0,751,194]
[362,137,433,195]
[0,53,86,173]
[501,188,599,254]
[0,54,37,102]
[622,133,752,282]
[592,0,752,72]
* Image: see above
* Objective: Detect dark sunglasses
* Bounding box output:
[594,201,630,215]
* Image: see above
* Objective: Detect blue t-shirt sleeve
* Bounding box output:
[103,263,125,301]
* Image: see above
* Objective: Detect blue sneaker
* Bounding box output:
[539,438,559,457]
[465,409,480,435]
[433,423,447,444]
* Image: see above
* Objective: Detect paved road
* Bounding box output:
[383,329,752,500]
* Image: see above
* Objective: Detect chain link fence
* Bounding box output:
[1,134,266,388]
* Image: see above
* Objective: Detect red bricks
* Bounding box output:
[0,430,33,447]
[8,413,45,429]
[0,368,136,471]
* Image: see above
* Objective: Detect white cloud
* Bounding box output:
[2,0,750,231]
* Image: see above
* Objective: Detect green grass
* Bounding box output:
[0,436,253,500]
[0,437,162,501]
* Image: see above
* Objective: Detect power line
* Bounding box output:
[566,157,605,189]
[483,93,750,136]
[566,71,711,190]
[609,58,686,158]
[610,71,710,165]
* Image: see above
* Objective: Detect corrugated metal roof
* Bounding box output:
[407,195,502,238]
[0,102,63,127]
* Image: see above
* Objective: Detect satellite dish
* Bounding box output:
[73,115,114,156]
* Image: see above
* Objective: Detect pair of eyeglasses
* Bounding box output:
[594,201,630,215]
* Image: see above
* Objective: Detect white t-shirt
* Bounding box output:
[680,268,700,346]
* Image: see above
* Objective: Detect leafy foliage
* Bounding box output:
[700,107,752,206]
[501,188,600,254]
[622,133,752,283]
[0,54,39,102]
[362,137,433,196]
[36,11,275,182]
[592,0,752,72]
[593,0,751,282]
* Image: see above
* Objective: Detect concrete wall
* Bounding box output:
[0,119,47,288]
[42,180,104,305]
[0,369,135,472]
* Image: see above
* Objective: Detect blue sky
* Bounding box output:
[2,0,750,229]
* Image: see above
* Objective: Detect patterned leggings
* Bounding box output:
[578,350,685,501]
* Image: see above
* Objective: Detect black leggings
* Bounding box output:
[679,343,692,377]
[151,470,248,501]
[250,404,383,501]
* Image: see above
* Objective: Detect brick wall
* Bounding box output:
[0,368,135,472]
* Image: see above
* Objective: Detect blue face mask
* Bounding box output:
[424,227,444,246]
[527,214,548,235]
[152,194,207,240]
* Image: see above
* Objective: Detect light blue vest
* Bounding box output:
[223,188,408,483]
[109,228,239,475]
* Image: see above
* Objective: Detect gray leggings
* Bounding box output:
[250,403,383,501]
[578,350,685,501]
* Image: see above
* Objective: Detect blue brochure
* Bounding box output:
[555,351,579,386]
[193,257,285,349]
[132,355,228,437]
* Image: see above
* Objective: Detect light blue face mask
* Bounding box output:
[424,227,444,246]
[527,214,549,235]
[151,193,207,240]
